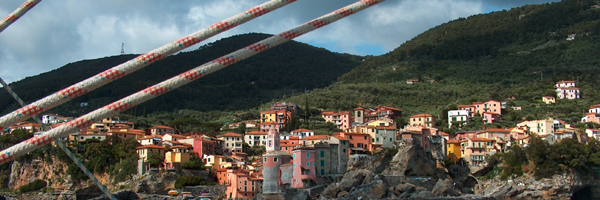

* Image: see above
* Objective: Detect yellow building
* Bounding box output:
[446,139,462,162]
[260,110,278,123]
[164,145,191,169]
[204,155,228,170]
[136,144,165,162]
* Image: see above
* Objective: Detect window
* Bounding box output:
[274,157,278,162]
[320,151,325,157]
[320,160,325,166]
[307,152,310,158]
[306,162,310,167]
[390,138,392,142]
[293,153,296,159]
[320,169,325,175]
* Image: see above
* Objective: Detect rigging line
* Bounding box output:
[0,0,385,165]
[0,0,297,130]
[0,0,41,33]
[0,76,117,200]
[0,76,44,130]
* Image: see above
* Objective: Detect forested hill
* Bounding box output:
[0,33,362,116]
[280,0,600,129]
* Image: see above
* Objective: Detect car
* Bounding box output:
[199,193,212,199]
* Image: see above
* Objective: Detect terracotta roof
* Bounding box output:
[447,139,461,144]
[288,136,300,140]
[438,131,449,136]
[301,135,330,140]
[151,125,174,129]
[333,136,347,140]
[590,104,600,109]
[558,87,579,90]
[542,96,555,98]
[171,145,189,149]
[484,128,511,133]
[19,123,41,127]
[469,138,494,142]
[291,129,313,133]
[556,80,575,84]
[245,131,266,135]
[260,122,279,125]
[322,111,350,115]
[218,132,243,137]
[281,144,297,147]
[379,106,402,111]
[375,126,396,130]
[202,139,216,143]
[261,110,277,114]
[136,144,165,150]
[410,113,432,118]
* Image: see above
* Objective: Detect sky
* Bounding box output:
[0,0,560,84]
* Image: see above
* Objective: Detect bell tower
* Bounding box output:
[266,126,280,152]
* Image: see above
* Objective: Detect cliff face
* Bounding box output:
[8,156,109,191]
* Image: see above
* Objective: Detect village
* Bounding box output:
[2,80,599,199]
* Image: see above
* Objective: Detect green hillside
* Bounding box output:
[278,0,600,131]
[0,33,361,116]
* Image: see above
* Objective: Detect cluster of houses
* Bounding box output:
[1,80,598,199]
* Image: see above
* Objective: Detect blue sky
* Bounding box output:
[0,0,561,84]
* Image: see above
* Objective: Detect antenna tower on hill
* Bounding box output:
[120,43,125,55]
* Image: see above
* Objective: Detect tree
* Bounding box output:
[394,117,406,129]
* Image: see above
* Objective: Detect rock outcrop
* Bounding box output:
[381,144,447,178]
[476,171,600,200]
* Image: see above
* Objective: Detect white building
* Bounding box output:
[448,110,470,128]
[280,129,315,140]
[244,131,267,146]
[217,132,243,154]
[590,104,600,114]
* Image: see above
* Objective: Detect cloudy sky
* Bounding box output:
[0,0,559,84]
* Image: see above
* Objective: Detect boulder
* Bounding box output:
[338,169,375,191]
[321,184,340,199]
[291,190,310,200]
[342,180,387,200]
[431,178,454,196]
[337,191,349,198]
[410,190,435,199]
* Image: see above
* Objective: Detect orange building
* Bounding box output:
[409,114,435,128]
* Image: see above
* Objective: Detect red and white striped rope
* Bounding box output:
[0,0,41,33]
[0,0,297,131]
[0,0,385,164]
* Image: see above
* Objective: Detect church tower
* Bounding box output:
[266,126,280,152]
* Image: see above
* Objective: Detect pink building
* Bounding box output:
[582,113,600,124]
[192,136,215,157]
[224,168,261,199]
[354,106,402,124]
[458,105,476,117]
[557,87,580,99]
[482,112,502,124]
[474,100,502,115]
[555,80,580,99]
[322,111,352,130]
[260,122,282,133]
[463,138,491,166]
[291,147,317,188]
